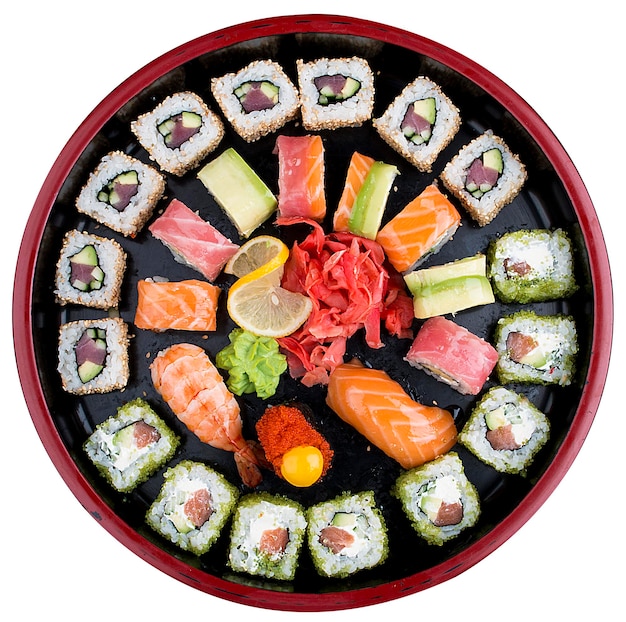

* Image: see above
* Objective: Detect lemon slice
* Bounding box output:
[224,235,289,278]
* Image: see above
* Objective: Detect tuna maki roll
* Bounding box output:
[75,151,165,236]
[146,460,239,556]
[487,228,578,303]
[57,317,129,395]
[494,310,578,386]
[392,452,480,546]
[83,398,179,493]
[227,492,307,581]
[54,229,126,309]
[440,131,527,226]
[296,56,374,130]
[458,386,550,475]
[131,91,225,176]
[211,59,300,142]
[373,76,461,173]
[306,491,388,578]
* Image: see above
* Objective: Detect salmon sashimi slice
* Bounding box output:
[134,279,221,332]
[333,151,375,232]
[326,358,457,469]
[150,342,264,486]
[404,316,499,396]
[274,134,327,221]
[149,198,239,282]
[376,184,461,273]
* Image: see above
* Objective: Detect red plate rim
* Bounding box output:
[12,14,613,612]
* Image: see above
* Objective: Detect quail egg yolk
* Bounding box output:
[280,445,324,487]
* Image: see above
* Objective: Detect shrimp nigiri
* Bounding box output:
[326,358,457,469]
[150,342,266,487]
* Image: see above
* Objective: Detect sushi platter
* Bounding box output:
[13,15,612,612]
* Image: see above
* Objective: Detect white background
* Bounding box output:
[5,2,622,620]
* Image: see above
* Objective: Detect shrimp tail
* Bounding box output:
[234,440,269,488]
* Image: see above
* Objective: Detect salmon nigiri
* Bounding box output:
[151,342,266,487]
[326,358,457,469]
[376,184,461,274]
[333,151,375,232]
[274,134,326,222]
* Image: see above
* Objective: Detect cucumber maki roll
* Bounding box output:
[494,310,578,386]
[57,317,129,395]
[487,228,578,303]
[296,56,375,130]
[306,491,388,578]
[54,229,126,309]
[83,398,179,493]
[440,131,527,226]
[458,387,550,475]
[392,452,480,546]
[75,151,165,237]
[373,76,461,173]
[211,60,300,143]
[131,91,225,176]
[146,460,239,556]
[227,492,306,581]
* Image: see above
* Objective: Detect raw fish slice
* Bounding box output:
[333,152,375,232]
[326,358,457,469]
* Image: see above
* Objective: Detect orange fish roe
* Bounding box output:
[256,404,333,479]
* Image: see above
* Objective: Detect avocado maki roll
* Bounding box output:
[306,491,388,578]
[373,76,461,173]
[440,131,527,226]
[487,228,578,303]
[494,310,578,386]
[146,460,239,556]
[83,398,179,493]
[75,150,165,237]
[57,317,129,395]
[54,229,126,309]
[458,387,550,475]
[211,59,300,143]
[296,56,374,130]
[392,452,480,546]
[227,492,306,581]
[131,91,225,176]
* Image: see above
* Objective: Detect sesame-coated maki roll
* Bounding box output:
[296,56,374,130]
[494,310,578,386]
[75,151,165,236]
[306,491,388,578]
[440,131,527,226]
[373,76,461,173]
[458,387,550,476]
[57,317,129,395]
[54,229,126,309]
[83,398,179,493]
[487,228,578,303]
[392,452,480,546]
[211,60,300,142]
[146,460,239,556]
[131,91,225,176]
[227,492,307,581]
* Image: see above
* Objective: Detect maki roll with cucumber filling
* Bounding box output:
[227,493,307,581]
[57,317,129,395]
[131,91,225,176]
[373,76,461,173]
[75,151,165,236]
[306,491,388,578]
[297,56,375,130]
[83,398,180,492]
[393,452,480,546]
[211,60,299,142]
[146,460,239,556]
[54,229,126,309]
[459,387,550,475]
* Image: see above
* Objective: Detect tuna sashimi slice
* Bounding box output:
[405,316,498,395]
[149,198,239,281]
